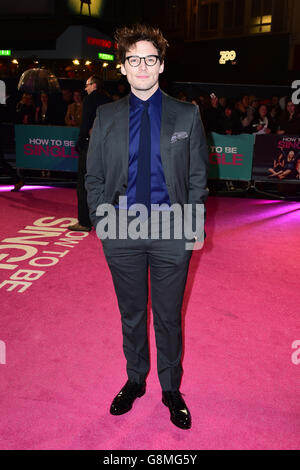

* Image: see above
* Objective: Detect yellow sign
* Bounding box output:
[68,0,104,18]
[219,50,236,64]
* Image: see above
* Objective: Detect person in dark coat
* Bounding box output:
[203,93,223,134]
[15,93,35,124]
[68,76,110,231]
[35,92,57,125]
[218,104,242,135]
[277,100,300,135]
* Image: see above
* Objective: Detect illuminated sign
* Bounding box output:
[67,0,104,18]
[219,50,236,64]
[0,50,11,56]
[98,53,114,61]
[87,37,117,49]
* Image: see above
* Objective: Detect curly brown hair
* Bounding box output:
[115,24,169,64]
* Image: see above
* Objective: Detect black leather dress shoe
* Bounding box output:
[110,380,146,415]
[162,390,191,429]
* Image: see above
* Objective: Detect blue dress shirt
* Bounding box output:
[126,88,171,209]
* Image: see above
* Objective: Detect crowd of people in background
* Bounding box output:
[12,83,300,137]
[15,88,84,127]
[173,90,300,191]
[176,92,300,136]
[13,80,128,128]
[1,78,300,195]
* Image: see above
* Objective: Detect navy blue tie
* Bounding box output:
[136,102,151,214]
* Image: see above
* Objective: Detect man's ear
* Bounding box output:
[159,61,164,75]
[120,64,127,76]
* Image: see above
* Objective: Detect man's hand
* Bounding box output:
[193,236,204,250]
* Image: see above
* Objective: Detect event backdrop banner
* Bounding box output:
[252,134,300,183]
[15,125,79,171]
[207,132,255,180]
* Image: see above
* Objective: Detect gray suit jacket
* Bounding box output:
[85,90,209,230]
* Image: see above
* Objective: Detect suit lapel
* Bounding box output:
[114,95,130,184]
[160,91,177,178]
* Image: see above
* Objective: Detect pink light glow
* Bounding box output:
[0,185,54,192]
[252,199,282,204]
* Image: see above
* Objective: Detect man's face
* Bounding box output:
[121,40,164,98]
[85,77,97,95]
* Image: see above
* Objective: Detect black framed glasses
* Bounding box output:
[125,55,160,67]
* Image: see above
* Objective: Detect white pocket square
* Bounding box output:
[170,131,188,143]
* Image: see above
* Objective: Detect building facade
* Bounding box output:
[0,0,298,85]
[156,0,298,85]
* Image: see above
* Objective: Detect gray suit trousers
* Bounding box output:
[101,212,193,391]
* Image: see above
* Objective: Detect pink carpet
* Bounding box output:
[0,186,299,450]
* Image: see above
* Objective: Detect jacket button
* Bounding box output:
[123,183,127,188]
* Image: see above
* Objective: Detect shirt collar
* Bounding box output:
[130,87,162,110]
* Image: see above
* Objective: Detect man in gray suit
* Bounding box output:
[85,24,208,429]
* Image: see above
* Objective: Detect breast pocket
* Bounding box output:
[170,137,189,152]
